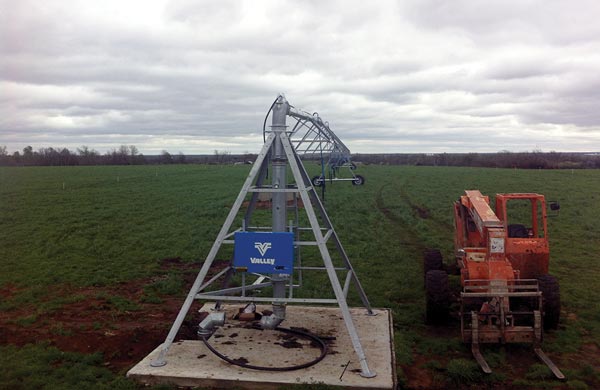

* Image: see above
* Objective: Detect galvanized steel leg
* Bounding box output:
[281,131,376,378]
[293,151,374,314]
[150,133,276,367]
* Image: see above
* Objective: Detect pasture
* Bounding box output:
[1,164,599,389]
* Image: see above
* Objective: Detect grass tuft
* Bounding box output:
[446,358,483,384]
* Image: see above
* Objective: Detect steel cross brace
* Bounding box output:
[279,130,376,378]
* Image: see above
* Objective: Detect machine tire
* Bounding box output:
[352,175,365,186]
[311,175,324,187]
[538,274,560,330]
[423,249,443,282]
[425,270,450,325]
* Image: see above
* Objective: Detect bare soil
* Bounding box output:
[0,258,223,372]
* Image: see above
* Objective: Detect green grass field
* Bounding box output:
[1,164,599,389]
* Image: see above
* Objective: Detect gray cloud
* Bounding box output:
[1,0,599,154]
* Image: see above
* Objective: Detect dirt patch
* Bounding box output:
[276,339,304,349]
[159,256,185,267]
[0,291,187,371]
[232,357,249,365]
[401,353,437,390]
[414,205,430,219]
[564,342,600,371]
[0,259,227,372]
[0,284,19,299]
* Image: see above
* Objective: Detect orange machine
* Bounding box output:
[424,190,563,378]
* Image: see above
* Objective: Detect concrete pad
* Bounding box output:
[127,304,396,389]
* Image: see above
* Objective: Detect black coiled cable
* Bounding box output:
[201,326,328,371]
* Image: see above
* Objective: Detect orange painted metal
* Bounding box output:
[455,191,550,281]
[495,193,550,279]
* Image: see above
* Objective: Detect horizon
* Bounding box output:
[2,144,599,157]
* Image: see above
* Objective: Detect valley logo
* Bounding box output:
[251,241,275,265]
[254,242,272,256]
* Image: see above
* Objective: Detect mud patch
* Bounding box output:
[277,339,304,349]
[232,357,249,365]
[401,352,436,390]
[0,284,19,299]
[414,205,430,219]
[0,258,222,372]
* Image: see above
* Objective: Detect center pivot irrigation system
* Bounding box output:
[262,98,365,187]
[150,95,377,378]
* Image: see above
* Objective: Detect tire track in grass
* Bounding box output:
[376,181,462,390]
[396,183,454,239]
[375,183,427,253]
[375,182,433,388]
[376,180,453,250]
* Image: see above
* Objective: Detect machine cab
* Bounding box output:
[495,194,550,278]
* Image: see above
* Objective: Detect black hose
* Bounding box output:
[262,96,280,143]
[201,326,328,371]
[262,96,281,180]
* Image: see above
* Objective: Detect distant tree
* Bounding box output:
[160,150,173,164]
[129,145,145,164]
[105,145,130,164]
[175,152,186,164]
[77,145,90,156]
[0,145,7,165]
[77,145,100,165]
[118,145,129,156]
[214,149,231,164]
[59,148,77,165]
[22,146,34,165]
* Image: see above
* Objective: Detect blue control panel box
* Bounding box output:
[234,232,294,274]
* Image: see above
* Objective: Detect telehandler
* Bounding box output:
[425,190,563,379]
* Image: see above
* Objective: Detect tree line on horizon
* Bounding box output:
[0,144,599,169]
[352,150,600,169]
[0,145,257,166]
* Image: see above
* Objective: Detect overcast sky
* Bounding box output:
[2,0,600,155]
